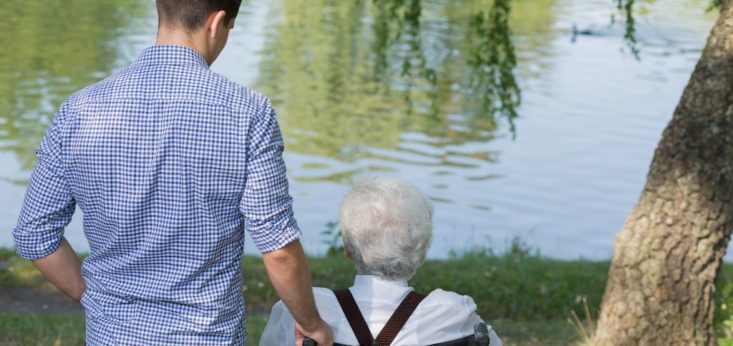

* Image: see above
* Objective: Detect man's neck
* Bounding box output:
[155,28,210,65]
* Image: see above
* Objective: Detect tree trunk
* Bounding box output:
[594,2,733,345]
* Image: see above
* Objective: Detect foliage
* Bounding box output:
[468,0,521,134]
[255,0,537,179]
[320,221,344,257]
[0,313,580,346]
[716,268,733,344]
[0,314,86,345]
[569,296,596,346]
[508,236,535,258]
[419,252,608,321]
[0,313,268,346]
[2,248,609,324]
[373,0,437,83]
[0,248,48,290]
[612,0,723,60]
[5,249,733,344]
[711,0,725,10]
[613,0,640,59]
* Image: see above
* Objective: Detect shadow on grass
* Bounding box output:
[0,249,82,314]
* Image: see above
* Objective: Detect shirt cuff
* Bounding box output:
[248,216,303,253]
[13,228,64,260]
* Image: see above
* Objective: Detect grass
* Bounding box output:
[0,313,267,346]
[2,247,732,345]
[0,314,86,346]
[245,250,610,322]
[493,320,579,346]
[0,314,579,346]
[0,248,49,290]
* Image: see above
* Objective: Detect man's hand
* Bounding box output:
[262,240,333,346]
[296,320,334,346]
[32,238,86,302]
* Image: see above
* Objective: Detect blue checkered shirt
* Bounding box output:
[12,45,302,345]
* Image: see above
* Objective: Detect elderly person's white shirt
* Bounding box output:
[260,275,502,346]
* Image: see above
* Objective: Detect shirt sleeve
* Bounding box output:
[240,98,302,253]
[455,295,504,346]
[412,289,488,344]
[13,101,76,260]
[488,327,503,346]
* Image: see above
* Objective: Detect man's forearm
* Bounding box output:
[261,240,322,331]
[32,238,86,302]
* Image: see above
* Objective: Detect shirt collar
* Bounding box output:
[351,275,412,304]
[353,275,409,289]
[135,45,209,69]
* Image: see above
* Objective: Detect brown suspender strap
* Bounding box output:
[333,289,375,346]
[332,289,427,346]
[375,291,426,345]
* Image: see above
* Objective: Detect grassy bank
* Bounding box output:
[2,248,733,345]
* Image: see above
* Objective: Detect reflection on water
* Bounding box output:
[614,0,641,58]
[0,0,718,258]
[256,0,552,186]
[0,0,148,170]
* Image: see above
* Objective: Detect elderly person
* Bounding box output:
[261,178,502,345]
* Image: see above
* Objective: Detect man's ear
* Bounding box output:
[207,10,227,39]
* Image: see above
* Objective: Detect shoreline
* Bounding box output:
[3,248,732,345]
[2,247,610,317]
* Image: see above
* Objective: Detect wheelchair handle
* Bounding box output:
[474,322,490,345]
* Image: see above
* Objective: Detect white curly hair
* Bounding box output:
[339,177,433,280]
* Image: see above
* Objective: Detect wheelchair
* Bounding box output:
[302,321,492,346]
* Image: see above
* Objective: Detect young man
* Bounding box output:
[12,1,333,344]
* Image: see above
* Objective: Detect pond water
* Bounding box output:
[0,0,718,259]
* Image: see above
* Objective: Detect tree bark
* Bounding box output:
[594,2,733,345]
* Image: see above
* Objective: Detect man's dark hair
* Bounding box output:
[157,0,243,31]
